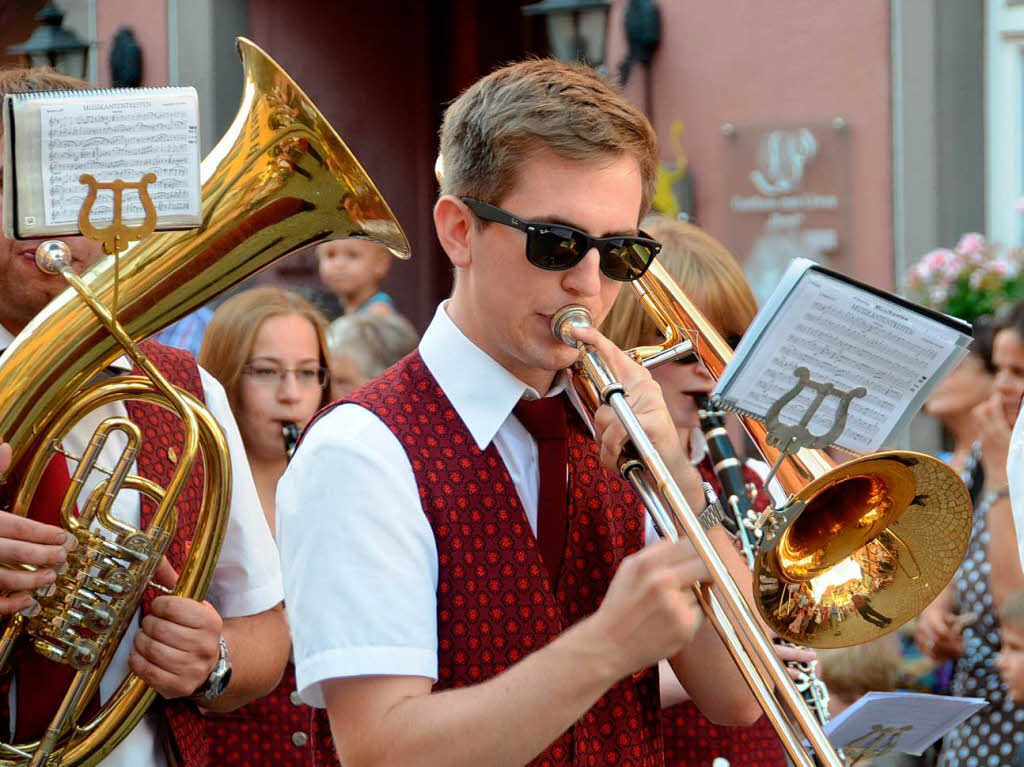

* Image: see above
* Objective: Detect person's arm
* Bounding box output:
[129,558,290,711]
[976,395,1024,610]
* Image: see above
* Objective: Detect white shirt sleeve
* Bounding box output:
[276,403,440,708]
[1008,408,1024,568]
[199,368,284,618]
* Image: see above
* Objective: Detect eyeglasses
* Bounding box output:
[242,364,328,390]
[460,197,661,282]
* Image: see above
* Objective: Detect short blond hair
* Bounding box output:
[817,635,902,703]
[438,58,658,218]
[600,216,759,348]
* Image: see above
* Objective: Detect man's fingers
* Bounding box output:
[571,325,649,387]
[140,614,199,653]
[128,650,183,698]
[0,511,71,547]
[0,443,11,475]
[0,566,58,593]
[134,626,193,670]
[0,537,68,569]
[149,595,219,631]
[0,592,36,616]
[151,556,180,591]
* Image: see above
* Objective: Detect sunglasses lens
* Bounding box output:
[527,228,587,270]
[602,240,657,281]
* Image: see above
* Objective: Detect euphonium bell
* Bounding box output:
[624,259,972,648]
[0,37,409,767]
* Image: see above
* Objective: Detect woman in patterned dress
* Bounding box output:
[925,301,1024,767]
[198,287,337,766]
[602,216,815,767]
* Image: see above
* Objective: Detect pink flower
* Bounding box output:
[924,248,955,270]
[955,232,986,257]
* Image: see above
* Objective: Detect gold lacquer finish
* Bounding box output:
[629,259,972,648]
[0,37,409,767]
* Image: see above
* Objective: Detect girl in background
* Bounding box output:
[199,286,336,765]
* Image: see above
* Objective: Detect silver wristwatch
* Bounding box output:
[190,634,232,703]
[696,482,725,532]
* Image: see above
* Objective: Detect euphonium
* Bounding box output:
[0,38,409,767]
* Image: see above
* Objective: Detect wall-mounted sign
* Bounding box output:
[721,120,851,304]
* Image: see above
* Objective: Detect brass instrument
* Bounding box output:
[695,395,831,728]
[0,38,409,767]
[554,260,971,767]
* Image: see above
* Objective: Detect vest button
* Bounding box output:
[292,731,309,747]
[290,690,303,706]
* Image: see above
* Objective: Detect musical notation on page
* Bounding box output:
[2,86,201,239]
[713,259,972,454]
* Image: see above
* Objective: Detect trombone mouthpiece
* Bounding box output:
[551,304,593,348]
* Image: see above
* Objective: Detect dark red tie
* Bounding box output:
[14,453,80,742]
[513,395,570,588]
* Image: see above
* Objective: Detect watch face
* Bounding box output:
[196,636,232,701]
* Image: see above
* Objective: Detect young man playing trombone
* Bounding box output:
[278,58,762,766]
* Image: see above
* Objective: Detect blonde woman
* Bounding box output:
[199,287,337,766]
[601,216,805,767]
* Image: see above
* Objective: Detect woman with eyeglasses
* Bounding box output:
[198,286,337,766]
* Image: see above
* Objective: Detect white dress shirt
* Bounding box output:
[0,326,284,767]
[1008,409,1024,567]
[278,302,668,708]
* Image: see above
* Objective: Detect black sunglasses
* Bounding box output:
[460,197,661,282]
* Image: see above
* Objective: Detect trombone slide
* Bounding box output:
[557,309,844,767]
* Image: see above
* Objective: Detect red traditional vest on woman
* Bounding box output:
[659,458,785,767]
[322,351,664,767]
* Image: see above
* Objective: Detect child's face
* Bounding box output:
[996,622,1024,702]
[329,354,370,400]
[318,240,388,301]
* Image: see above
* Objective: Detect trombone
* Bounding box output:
[551,260,972,767]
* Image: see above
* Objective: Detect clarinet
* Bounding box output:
[695,395,832,729]
[282,422,300,460]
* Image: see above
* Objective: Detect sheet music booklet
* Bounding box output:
[2,86,201,239]
[821,691,986,757]
[712,258,972,454]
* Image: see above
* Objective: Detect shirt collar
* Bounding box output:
[0,322,132,371]
[419,301,565,450]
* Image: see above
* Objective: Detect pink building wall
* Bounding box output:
[608,0,893,288]
[95,0,168,87]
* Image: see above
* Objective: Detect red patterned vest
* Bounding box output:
[659,458,784,767]
[203,662,339,767]
[312,350,664,766]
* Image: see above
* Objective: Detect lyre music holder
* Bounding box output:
[76,172,159,318]
[756,365,867,498]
